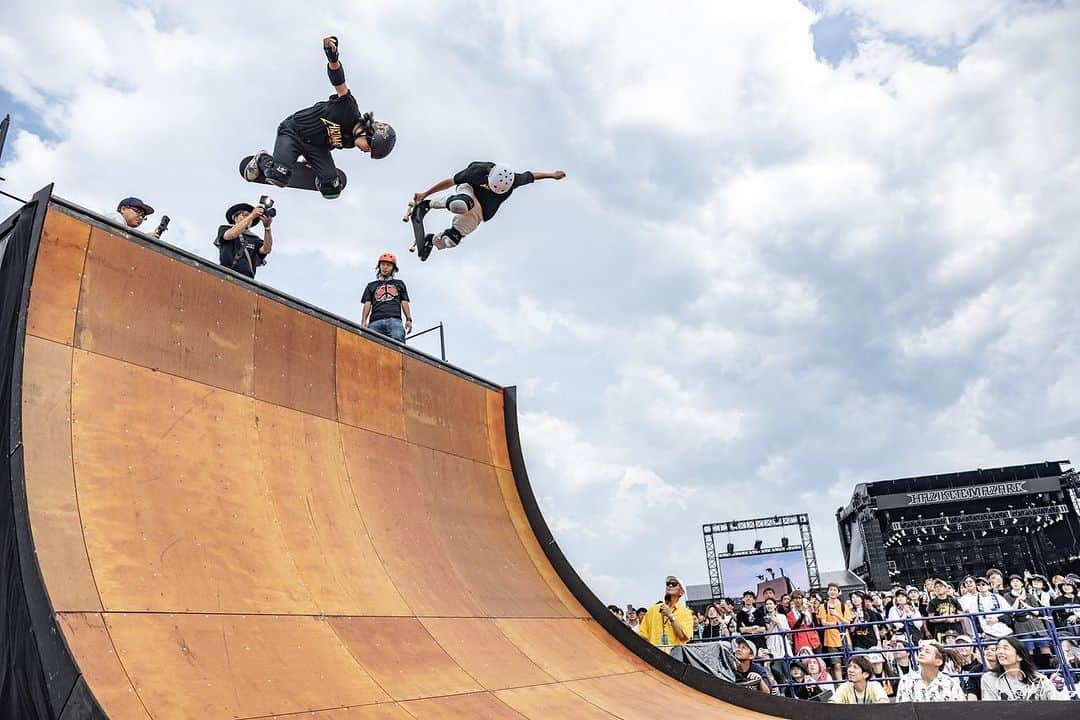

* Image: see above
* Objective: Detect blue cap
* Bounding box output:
[117,197,154,215]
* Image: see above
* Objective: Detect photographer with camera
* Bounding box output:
[108,196,169,239]
[215,198,274,279]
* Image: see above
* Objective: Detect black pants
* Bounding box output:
[273,118,338,186]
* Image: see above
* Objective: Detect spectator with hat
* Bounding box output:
[638,575,693,649]
[946,633,983,700]
[886,589,924,642]
[865,650,895,697]
[1006,573,1054,667]
[925,578,963,643]
[109,196,161,238]
[972,576,1012,639]
[216,201,273,278]
[1050,575,1079,632]
[731,637,772,693]
[361,252,412,342]
[787,661,826,700]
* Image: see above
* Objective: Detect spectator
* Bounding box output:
[925,578,963,642]
[736,590,767,640]
[716,599,736,636]
[958,575,978,603]
[971,576,1012,639]
[981,636,1063,700]
[626,607,640,633]
[830,656,889,704]
[108,197,161,238]
[216,202,272,279]
[947,633,983,700]
[869,592,886,617]
[887,590,924,642]
[731,637,772,693]
[361,253,412,342]
[788,661,826,701]
[907,586,927,616]
[866,650,895,697]
[1006,574,1053,666]
[987,568,1006,594]
[606,604,624,622]
[638,575,693,648]
[798,648,833,691]
[786,590,821,654]
[847,590,881,650]
[889,634,915,676]
[816,582,850,680]
[762,597,792,661]
[1029,574,1053,607]
[701,602,729,641]
[779,593,792,615]
[895,642,965,702]
[1050,575,1078,631]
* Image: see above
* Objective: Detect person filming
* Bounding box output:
[216,200,274,279]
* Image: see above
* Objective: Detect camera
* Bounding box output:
[258,195,277,220]
[154,215,170,237]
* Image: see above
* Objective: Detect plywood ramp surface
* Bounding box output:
[18,204,775,718]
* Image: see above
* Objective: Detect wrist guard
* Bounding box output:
[323,36,339,64]
[327,62,346,87]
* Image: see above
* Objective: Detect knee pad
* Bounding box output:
[260,156,292,188]
[316,173,346,199]
[440,227,463,248]
[447,193,474,214]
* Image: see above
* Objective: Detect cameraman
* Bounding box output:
[216,201,273,279]
[108,196,165,239]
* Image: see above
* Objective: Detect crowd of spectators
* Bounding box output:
[609,570,1080,703]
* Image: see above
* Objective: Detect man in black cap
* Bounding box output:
[108,197,161,238]
[243,36,396,199]
[215,201,273,279]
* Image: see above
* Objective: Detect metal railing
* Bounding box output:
[672,603,1080,700]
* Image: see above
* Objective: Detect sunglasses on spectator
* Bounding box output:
[666,580,680,587]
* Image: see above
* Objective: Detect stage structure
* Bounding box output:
[703,514,822,600]
[837,462,1080,589]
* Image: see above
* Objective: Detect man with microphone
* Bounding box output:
[638,575,693,649]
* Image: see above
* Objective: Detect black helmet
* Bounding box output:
[367,120,396,159]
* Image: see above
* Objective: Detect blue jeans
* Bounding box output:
[368,317,405,342]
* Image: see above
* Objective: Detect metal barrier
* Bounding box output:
[671,603,1080,700]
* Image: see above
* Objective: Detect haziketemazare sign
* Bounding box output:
[874,475,1062,510]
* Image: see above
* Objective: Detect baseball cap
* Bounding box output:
[117,197,154,216]
[735,636,757,655]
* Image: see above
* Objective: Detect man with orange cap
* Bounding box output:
[361,253,412,342]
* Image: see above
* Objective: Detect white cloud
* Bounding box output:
[2,0,1078,606]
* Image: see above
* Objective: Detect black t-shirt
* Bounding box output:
[925,597,963,639]
[849,607,882,649]
[216,226,265,278]
[452,161,534,221]
[736,606,765,633]
[958,659,984,698]
[291,91,362,149]
[733,662,773,691]
[362,278,409,322]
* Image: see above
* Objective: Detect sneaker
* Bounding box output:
[419,233,434,262]
[246,151,274,182]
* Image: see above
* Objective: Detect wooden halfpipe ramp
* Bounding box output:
[0,189,1069,719]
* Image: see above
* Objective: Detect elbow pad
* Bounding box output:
[327,62,346,87]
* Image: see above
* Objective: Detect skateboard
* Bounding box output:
[238,154,346,192]
[403,200,433,261]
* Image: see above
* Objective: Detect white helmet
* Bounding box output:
[487,164,515,194]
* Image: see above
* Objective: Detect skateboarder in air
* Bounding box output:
[243,36,396,199]
[409,162,565,259]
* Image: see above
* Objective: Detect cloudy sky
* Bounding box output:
[3,0,1079,607]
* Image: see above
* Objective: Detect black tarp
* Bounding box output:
[0,194,54,718]
[0,190,105,720]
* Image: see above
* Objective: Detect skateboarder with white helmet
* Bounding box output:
[243,36,396,199]
[408,162,565,260]
[361,253,412,342]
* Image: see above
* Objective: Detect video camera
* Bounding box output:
[258,195,277,220]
